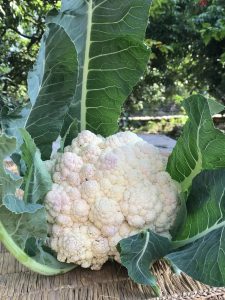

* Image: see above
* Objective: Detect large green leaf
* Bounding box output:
[208,98,225,115]
[169,227,225,287]
[3,1,151,157]
[0,205,47,250]
[3,195,43,214]
[1,104,31,148]
[166,95,225,192]
[167,169,225,286]
[118,230,171,294]
[25,23,78,159]
[0,134,16,159]
[173,169,225,242]
[20,129,52,203]
[0,134,75,275]
[47,0,151,143]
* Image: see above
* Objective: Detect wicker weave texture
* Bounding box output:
[1,243,225,300]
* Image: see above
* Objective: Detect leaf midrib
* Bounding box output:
[136,231,150,272]
[80,0,93,131]
[181,103,205,192]
[172,219,225,249]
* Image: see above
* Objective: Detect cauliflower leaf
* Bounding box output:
[3,195,43,214]
[118,230,171,296]
[168,168,225,286]
[167,94,225,193]
[19,129,52,203]
[28,0,151,149]
[0,133,76,275]
[119,95,225,291]
[26,24,78,160]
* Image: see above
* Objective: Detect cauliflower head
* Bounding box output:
[45,130,179,270]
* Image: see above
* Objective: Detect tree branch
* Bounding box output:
[8,27,35,40]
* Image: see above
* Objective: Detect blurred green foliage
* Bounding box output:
[133,116,188,139]
[125,0,225,115]
[0,0,225,117]
[0,0,60,108]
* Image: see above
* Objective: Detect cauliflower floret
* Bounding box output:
[89,198,124,232]
[81,180,100,203]
[105,131,141,148]
[121,184,160,228]
[99,152,118,170]
[73,199,90,222]
[44,130,179,271]
[71,130,103,154]
[92,237,110,256]
[51,225,93,267]
[76,130,101,147]
[80,164,95,181]
[80,145,101,163]
[61,152,83,171]
[52,152,83,185]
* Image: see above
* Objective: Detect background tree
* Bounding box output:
[0,0,60,108]
[0,0,225,116]
[125,0,225,115]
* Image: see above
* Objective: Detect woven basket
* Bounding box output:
[1,243,225,300]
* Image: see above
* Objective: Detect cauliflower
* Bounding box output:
[44,130,179,270]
